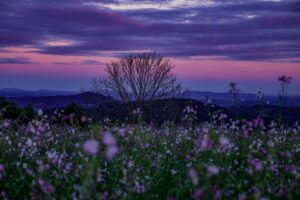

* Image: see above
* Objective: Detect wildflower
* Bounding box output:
[102,191,109,200]
[38,178,55,194]
[80,116,87,123]
[105,145,118,161]
[0,164,4,173]
[219,137,230,147]
[207,165,220,175]
[37,109,43,116]
[28,125,36,133]
[102,132,118,160]
[214,190,222,200]
[118,128,126,137]
[238,193,247,200]
[193,188,202,200]
[267,140,275,147]
[26,138,33,147]
[189,168,199,185]
[200,134,212,150]
[3,120,10,128]
[103,132,117,146]
[254,161,263,171]
[248,159,264,171]
[83,139,99,156]
[133,107,142,115]
[253,117,264,128]
[135,182,145,193]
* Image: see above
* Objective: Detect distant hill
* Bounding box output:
[1,88,300,108]
[1,89,299,124]
[0,88,77,97]
[234,105,300,125]
[10,92,114,109]
[185,90,300,107]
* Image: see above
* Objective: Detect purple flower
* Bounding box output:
[2,120,10,128]
[0,164,4,173]
[214,190,222,200]
[38,178,55,194]
[118,128,126,137]
[83,139,99,156]
[238,193,247,200]
[102,132,118,161]
[105,145,118,161]
[219,137,230,147]
[254,161,263,171]
[135,182,146,193]
[253,117,264,128]
[207,165,220,175]
[103,132,116,146]
[248,159,264,171]
[200,134,212,150]
[193,188,202,200]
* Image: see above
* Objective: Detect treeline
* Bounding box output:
[0,97,88,126]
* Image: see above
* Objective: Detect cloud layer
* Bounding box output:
[0,0,300,61]
[0,57,35,64]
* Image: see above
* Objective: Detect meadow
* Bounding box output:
[0,107,299,200]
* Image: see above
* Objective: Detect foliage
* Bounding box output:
[0,96,22,119]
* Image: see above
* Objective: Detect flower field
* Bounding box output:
[0,111,300,199]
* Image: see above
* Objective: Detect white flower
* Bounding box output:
[38,109,43,116]
[188,168,199,185]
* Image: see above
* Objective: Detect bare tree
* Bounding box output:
[91,52,183,107]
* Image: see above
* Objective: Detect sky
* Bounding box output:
[0,0,300,94]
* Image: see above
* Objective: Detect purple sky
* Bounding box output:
[0,0,300,94]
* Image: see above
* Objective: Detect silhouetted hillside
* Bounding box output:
[2,90,300,124]
[85,98,229,125]
[84,99,299,125]
[234,105,300,125]
[0,88,77,97]
[10,92,113,109]
[186,90,300,107]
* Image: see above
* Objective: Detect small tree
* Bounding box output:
[278,75,292,107]
[229,82,241,119]
[91,52,183,108]
[278,75,292,123]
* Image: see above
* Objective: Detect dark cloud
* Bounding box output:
[0,57,35,64]
[0,0,300,62]
[81,60,107,65]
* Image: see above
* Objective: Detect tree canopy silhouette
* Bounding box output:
[91,52,183,106]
